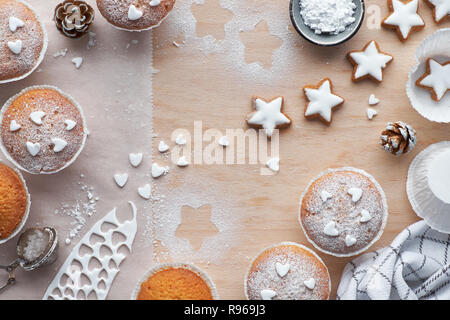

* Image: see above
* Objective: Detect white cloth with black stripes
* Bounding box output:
[337,220,450,300]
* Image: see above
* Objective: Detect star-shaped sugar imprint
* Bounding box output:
[425,0,450,24]
[246,96,291,138]
[416,59,450,101]
[303,78,344,125]
[347,41,393,83]
[382,0,425,41]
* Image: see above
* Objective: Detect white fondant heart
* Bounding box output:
[72,57,83,69]
[304,278,316,290]
[9,120,21,132]
[260,289,276,300]
[149,0,161,6]
[348,187,363,202]
[9,16,24,32]
[26,142,40,156]
[128,5,143,20]
[7,40,22,54]
[367,108,377,120]
[30,111,45,125]
[320,190,332,203]
[65,119,76,131]
[152,163,168,178]
[323,221,339,237]
[369,94,380,106]
[129,153,143,167]
[114,173,128,188]
[266,157,279,172]
[275,262,290,278]
[138,184,151,200]
[175,134,186,145]
[218,136,229,147]
[158,141,169,153]
[51,138,67,153]
[177,156,189,167]
[345,235,357,247]
[360,209,372,223]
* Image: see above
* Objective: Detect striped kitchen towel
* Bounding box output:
[337,220,450,300]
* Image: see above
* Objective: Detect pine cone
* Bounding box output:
[54,1,94,39]
[380,121,417,155]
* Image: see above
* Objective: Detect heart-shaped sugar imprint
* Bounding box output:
[26,142,40,156]
[7,40,22,54]
[114,173,128,188]
[323,221,339,237]
[266,157,280,172]
[149,0,161,6]
[366,108,377,120]
[9,120,21,132]
[218,136,230,147]
[51,138,67,153]
[304,278,316,290]
[345,235,357,247]
[129,153,143,167]
[30,111,45,125]
[158,141,169,153]
[138,184,151,200]
[369,94,380,106]
[177,156,189,167]
[348,187,363,203]
[128,5,143,20]
[320,190,332,203]
[275,262,290,278]
[152,163,168,178]
[360,209,372,223]
[260,289,276,300]
[65,119,76,131]
[9,16,24,32]
[175,134,187,145]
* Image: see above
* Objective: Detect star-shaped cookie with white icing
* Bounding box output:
[347,41,393,83]
[303,78,344,126]
[416,59,450,101]
[425,0,450,24]
[246,96,291,138]
[382,0,425,42]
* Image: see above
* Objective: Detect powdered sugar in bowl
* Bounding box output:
[290,0,365,46]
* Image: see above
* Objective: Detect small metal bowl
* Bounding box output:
[290,0,365,46]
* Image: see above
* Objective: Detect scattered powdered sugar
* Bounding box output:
[299,0,356,35]
[147,176,242,264]
[300,168,388,257]
[54,177,99,245]
[159,0,302,83]
[246,243,330,300]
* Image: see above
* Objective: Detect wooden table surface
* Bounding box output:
[150,0,450,299]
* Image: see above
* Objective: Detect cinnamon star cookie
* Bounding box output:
[416,58,450,101]
[382,0,425,42]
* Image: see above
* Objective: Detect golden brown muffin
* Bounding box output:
[0,86,88,174]
[136,264,217,300]
[245,242,331,300]
[0,0,47,83]
[299,168,388,257]
[96,0,176,31]
[0,162,29,241]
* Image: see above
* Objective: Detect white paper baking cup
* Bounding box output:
[243,242,331,300]
[0,85,88,175]
[406,28,450,122]
[298,167,389,258]
[407,141,450,233]
[130,262,219,300]
[0,162,31,245]
[0,0,48,84]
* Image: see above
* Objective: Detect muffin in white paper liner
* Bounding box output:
[0,162,31,245]
[406,28,450,122]
[407,141,450,233]
[0,0,48,84]
[130,262,219,300]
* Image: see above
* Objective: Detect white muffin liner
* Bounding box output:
[0,85,89,175]
[0,161,31,245]
[130,262,219,300]
[298,167,389,258]
[0,0,48,84]
[407,141,450,233]
[243,241,331,300]
[406,28,450,122]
